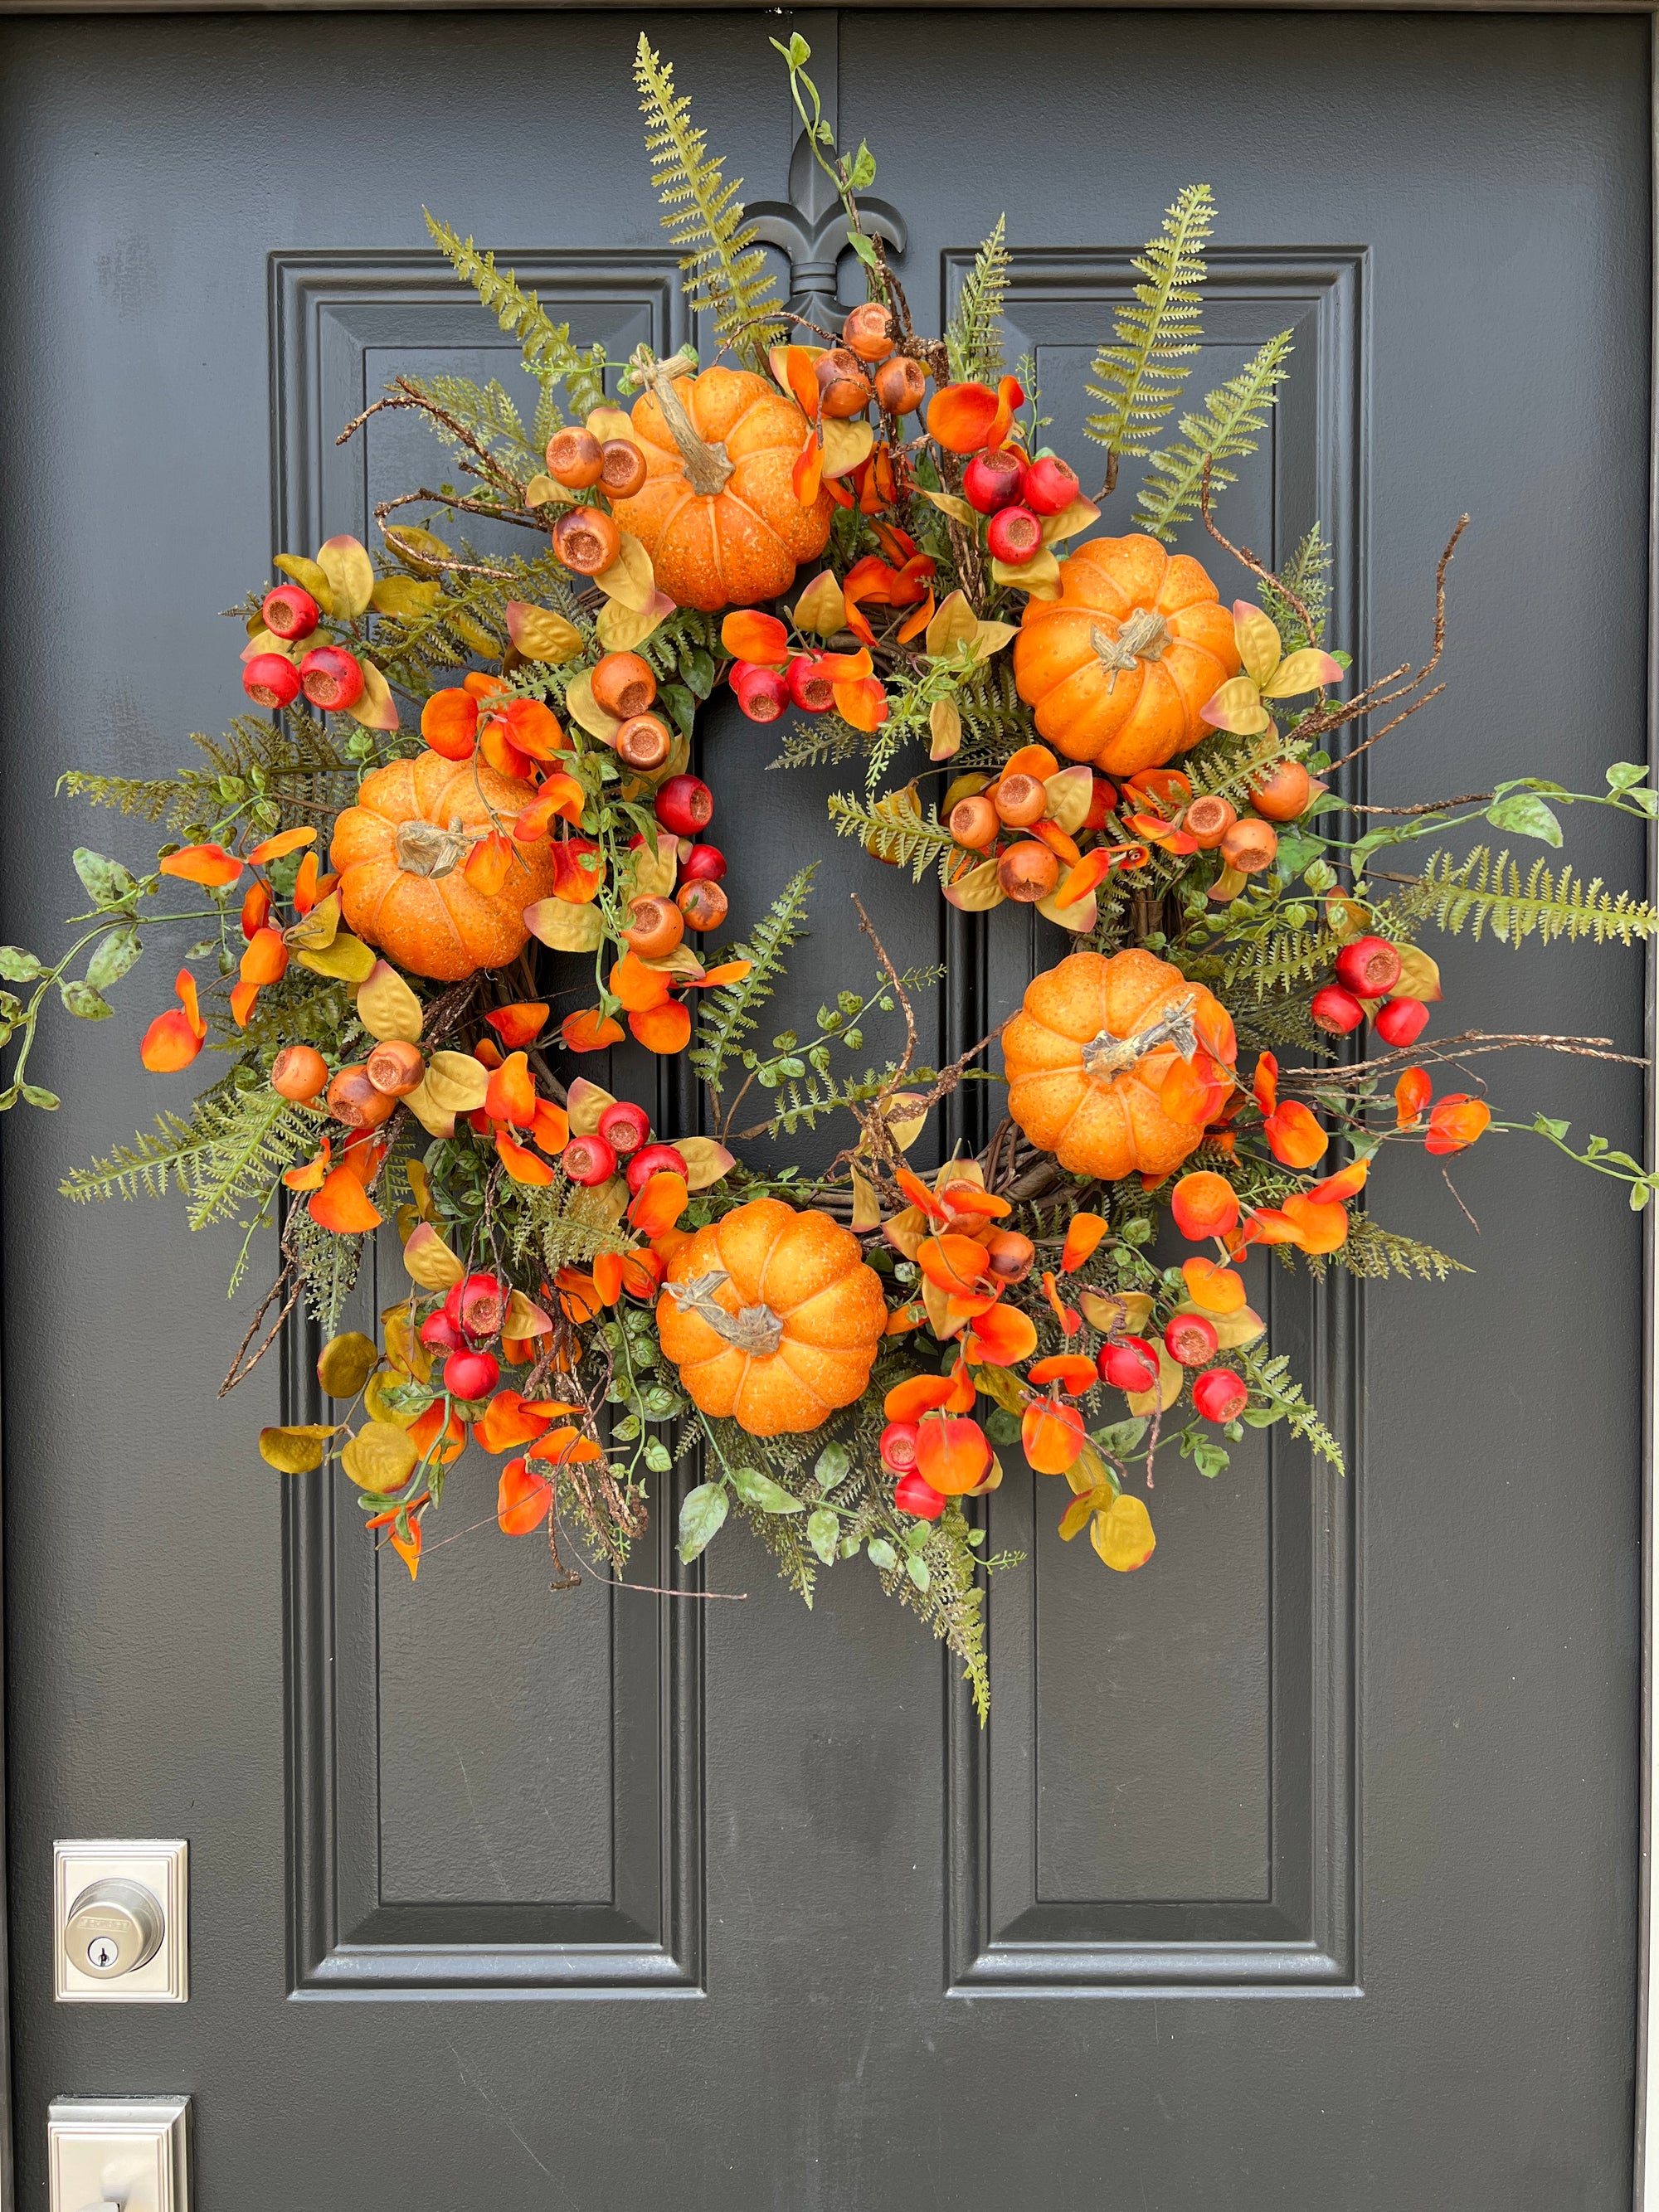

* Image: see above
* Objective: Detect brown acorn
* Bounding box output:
[996,842,1060,903]
[552,506,621,576]
[545,427,605,489]
[815,348,873,419]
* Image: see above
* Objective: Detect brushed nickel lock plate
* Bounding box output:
[48,2096,191,2212]
[54,1842,187,2003]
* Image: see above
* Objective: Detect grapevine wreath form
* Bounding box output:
[21,35,1656,1712]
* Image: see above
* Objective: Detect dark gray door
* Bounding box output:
[2,8,1648,2206]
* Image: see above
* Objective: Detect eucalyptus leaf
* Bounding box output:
[905,1553,931,1592]
[73,848,138,906]
[731,1465,804,1514]
[22,1085,60,1110]
[815,1441,851,1490]
[866,1538,898,1572]
[85,928,141,991]
[807,1506,839,1566]
[59,980,113,1020]
[1486,793,1562,846]
[678,1481,728,1562]
[0,947,44,981]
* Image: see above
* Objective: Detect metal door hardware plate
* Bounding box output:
[54,1842,187,2003]
[48,2097,190,2212]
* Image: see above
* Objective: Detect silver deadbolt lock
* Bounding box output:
[64,1879,165,1979]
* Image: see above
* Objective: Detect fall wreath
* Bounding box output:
[19,34,1654,1714]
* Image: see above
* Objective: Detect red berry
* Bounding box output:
[1100,1336,1160,1393]
[654,775,713,837]
[1311,984,1365,1036]
[680,843,727,883]
[299,645,364,712]
[732,661,789,722]
[1021,454,1081,515]
[444,1347,499,1402]
[243,652,301,709]
[443,1271,507,1344]
[985,505,1043,565]
[879,1419,921,1472]
[597,1101,651,1156]
[418,1310,463,1351]
[626,1141,688,1196]
[786,654,836,713]
[894,1468,946,1521]
[1193,1368,1248,1423]
[1333,934,1402,999]
[1375,994,1429,1047]
[261,584,319,641]
[561,1132,617,1187]
[1164,1312,1219,1369]
[962,447,1025,515]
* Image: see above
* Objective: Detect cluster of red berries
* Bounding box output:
[560,1097,686,1196]
[732,654,852,723]
[1310,935,1431,1048]
[419,1270,511,1403]
[873,1419,949,1522]
[613,775,728,951]
[961,445,1081,566]
[1100,1325,1249,1424]
[243,586,365,714]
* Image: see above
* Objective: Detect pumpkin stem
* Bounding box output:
[395,817,475,880]
[628,346,734,500]
[1090,609,1173,695]
[1082,991,1198,1078]
[663,1269,783,1357]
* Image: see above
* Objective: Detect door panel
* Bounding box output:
[2,9,1648,2208]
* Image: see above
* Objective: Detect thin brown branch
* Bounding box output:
[1278,1028,1647,1089]
[1323,686,1447,774]
[218,1264,303,1395]
[374,488,549,536]
[1199,462,1315,645]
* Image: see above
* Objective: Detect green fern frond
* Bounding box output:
[285,1205,366,1334]
[61,1111,209,1204]
[1260,522,1332,649]
[393,372,541,471]
[504,1182,631,1276]
[64,713,358,843]
[1415,847,1659,947]
[761,1068,896,1137]
[1136,328,1294,542]
[62,1085,311,1230]
[1241,1349,1345,1473]
[634,37,784,372]
[768,715,867,772]
[1085,184,1213,466]
[423,213,609,417]
[946,216,1010,385]
[690,866,816,1094]
[1310,1213,1472,1283]
[827,788,956,883]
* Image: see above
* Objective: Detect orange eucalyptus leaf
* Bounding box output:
[495,1130,556,1185]
[628,1169,688,1237]
[1060,1213,1107,1272]
[309,1166,383,1234]
[629,1000,692,1055]
[159,843,242,887]
[246,824,317,866]
[484,1049,538,1127]
[561,1009,625,1053]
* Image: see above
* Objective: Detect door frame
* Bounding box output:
[0,7,1650,2210]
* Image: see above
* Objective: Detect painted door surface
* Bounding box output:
[2,9,1649,2206]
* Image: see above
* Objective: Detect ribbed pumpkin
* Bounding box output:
[330,751,560,982]
[610,362,834,612]
[1001,949,1238,1180]
[1013,535,1240,777]
[657,1198,887,1436]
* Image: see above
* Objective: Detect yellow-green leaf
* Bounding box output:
[1232,602,1282,687]
[273,552,333,612]
[926,589,980,659]
[990,548,1061,598]
[820,416,873,479]
[676,1135,736,1192]
[592,532,654,612]
[1092,1492,1155,1571]
[401,1079,455,1140]
[296,933,376,984]
[884,1093,929,1151]
[1078,1288,1155,1335]
[284,892,341,952]
[585,404,634,444]
[523,472,575,509]
[563,668,620,744]
[1125,1343,1185,1416]
[317,1331,380,1398]
[1200,675,1272,737]
[795,571,846,635]
[382,526,450,574]
[341,1422,421,1496]
[849,1164,881,1231]
[596,590,673,652]
[970,620,1019,660]
[918,486,977,527]
[1036,883,1097,933]
[505,601,583,664]
[421,1050,490,1113]
[1039,496,1101,545]
[357,960,423,1043]
[370,576,441,620]
[346,659,399,732]
[523,896,606,952]
[1394,945,1443,1003]
[316,534,375,620]
[929,698,962,761]
[401,1221,465,1289]
[941,858,1005,912]
[259,1423,341,1473]
[1043,764,1093,834]
[1262,647,1342,700]
[564,1077,615,1135]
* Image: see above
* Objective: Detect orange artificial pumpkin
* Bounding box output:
[330,751,561,982]
[1013,535,1240,777]
[611,363,834,612]
[657,1197,887,1436]
[1001,948,1238,1180]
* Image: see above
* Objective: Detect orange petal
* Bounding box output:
[1160,1053,1223,1126]
[496,1130,556,1185]
[389,1520,423,1580]
[309,1165,383,1233]
[487,1002,550,1050]
[721,610,791,666]
[1172,1171,1240,1242]
[629,1000,692,1055]
[555,1267,602,1323]
[895,1163,951,1222]
[1182,1257,1247,1314]
[938,1180,1011,1221]
[1055,849,1118,908]
[884,1373,958,1422]
[1241,1205,1302,1248]
[290,853,320,912]
[1028,819,1082,867]
[770,343,825,419]
[1028,1354,1097,1396]
[497,1456,554,1536]
[240,882,271,940]
[1253,1052,1278,1115]
[1426,1094,1491,1156]
[340,1135,386,1188]
[485,1048,538,1127]
[592,1251,626,1306]
[833,676,888,732]
[917,1233,992,1293]
[620,1250,664,1300]
[628,1169,688,1237]
[1040,1271,1082,1336]
[1306,1157,1370,1205]
[816,645,875,682]
[1060,1213,1107,1272]
[962,1301,1038,1367]
[479,722,533,783]
[532,1099,570,1155]
[421,688,479,761]
[1280,1194,1350,1253]
[246,824,317,866]
[240,925,289,987]
[895,591,936,644]
[915,1414,993,1495]
[411,1400,469,1466]
[229,979,260,1028]
[561,1009,625,1053]
[514,778,586,841]
[472,1037,504,1071]
[160,842,242,888]
[610,951,673,1014]
[1021,1398,1086,1475]
[792,431,824,504]
[478,1391,553,1456]
[499,698,566,761]
[690,961,752,988]
[464,831,515,897]
[549,838,605,904]
[139,1007,203,1072]
[1124,768,1192,812]
[1264,1101,1328,1169]
[1395,1067,1432,1128]
[283,1138,332,1191]
[926,381,1001,454]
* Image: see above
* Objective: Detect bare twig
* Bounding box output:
[1278,1028,1647,1089]
[1200,462,1316,645]
[218,1263,303,1395]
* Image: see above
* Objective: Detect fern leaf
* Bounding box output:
[394,372,540,471]
[1085,184,1213,464]
[826,788,956,883]
[1312,1213,1472,1283]
[946,216,1010,385]
[691,867,816,1094]
[1260,522,1331,649]
[634,37,784,371]
[285,1205,365,1334]
[424,213,609,417]
[767,715,867,772]
[61,1087,311,1230]
[1242,1349,1345,1473]
[1416,847,1659,948]
[61,1111,209,1204]
[1136,329,1294,542]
